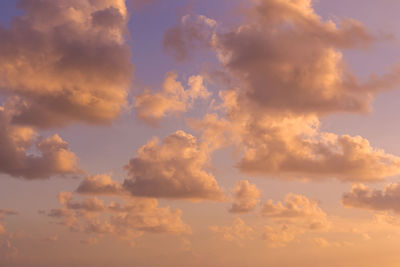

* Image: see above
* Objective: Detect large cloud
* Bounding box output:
[122,130,224,201]
[168,0,400,183]
[191,110,400,182]
[165,0,399,115]
[135,72,210,124]
[342,183,400,213]
[0,107,79,179]
[0,0,133,129]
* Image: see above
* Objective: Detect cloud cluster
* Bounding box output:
[0,0,133,129]
[209,218,254,246]
[135,72,210,124]
[167,0,400,182]
[342,183,400,213]
[259,193,330,247]
[229,180,260,213]
[123,130,224,201]
[0,107,79,179]
[262,193,329,230]
[76,174,125,196]
[192,111,400,182]
[44,191,191,243]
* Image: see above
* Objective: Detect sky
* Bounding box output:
[1,0,400,266]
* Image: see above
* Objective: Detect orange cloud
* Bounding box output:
[229,180,260,213]
[165,0,399,115]
[135,72,210,124]
[342,183,400,213]
[0,0,133,129]
[123,130,224,201]
[262,193,329,230]
[192,110,400,182]
[176,0,400,183]
[0,107,79,179]
[44,191,191,243]
[76,174,125,196]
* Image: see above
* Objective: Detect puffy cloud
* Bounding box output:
[123,130,224,201]
[192,110,400,182]
[342,183,400,213]
[44,192,191,242]
[0,0,133,129]
[76,174,125,196]
[262,193,329,230]
[135,72,210,124]
[0,107,79,179]
[258,193,330,247]
[209,218,254,246]
[165,0,399,115]
[169,0,400,183]
[229,180,260,213]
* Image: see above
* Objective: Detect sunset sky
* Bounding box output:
[2,0,400,266]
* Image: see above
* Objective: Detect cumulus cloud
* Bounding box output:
[135,72,210,124]
[123,130,224,201]
[229,180,260,213]
[342,183,400,213]
[258,193,330,247]
[76,174,125,196]
[209,218,254,246]
[168,0,400,183]
[165,0,399,115]
[192,110,400,182]
[0,107,79,179]
[262,193,329,230]
[0,0,133,129]
[44,191,191,242]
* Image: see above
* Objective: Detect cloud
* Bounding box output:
[168,0,400,183]
[192,111,400,182]
[229,180,260,213]
[0,107,80,179]
[76,174,125,196]
[135,72,210,124]
[123,130,224,201]
[165,1,399,115]
[44,191,191,242]
[209,218,254,246]
[262,224,299,247]
[164,14,217,61]
[262,193,329,230]
[259,193,330,247]
[0,0,133,129]
[342,183,400,213]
